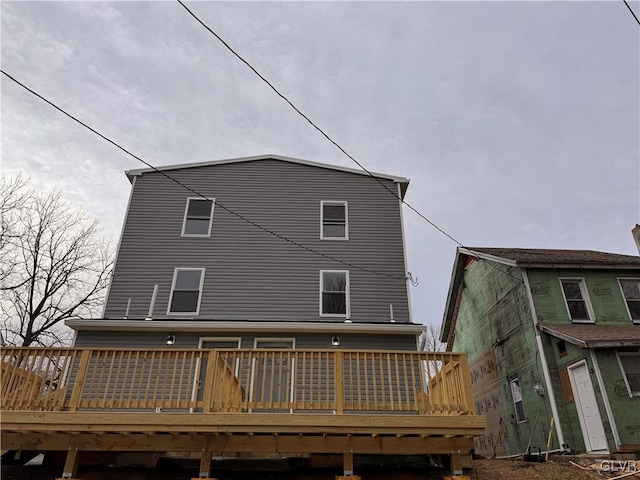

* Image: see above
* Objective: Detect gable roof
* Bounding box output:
[464,247,640,268]
[125,154,410,198]
[539,324,640,348]
[440,246,640,343]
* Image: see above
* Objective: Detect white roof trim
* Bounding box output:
[125,154,409,185]
[66,319,426,335]
[458,247,518,268]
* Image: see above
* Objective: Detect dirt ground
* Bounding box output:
[2,458,625,480]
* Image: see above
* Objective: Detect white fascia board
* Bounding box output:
[66,319,426,335]
[458,248,518,267]
[125,154,410,186]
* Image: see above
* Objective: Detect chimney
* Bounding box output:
[633,225,640,255]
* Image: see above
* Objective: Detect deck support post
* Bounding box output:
[56,447,80,479]
[190,450,215,480]
[450,452,463,476]
[335,450,361,479]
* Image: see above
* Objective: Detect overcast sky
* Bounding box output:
[2,1,639,333]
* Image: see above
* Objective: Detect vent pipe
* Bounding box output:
[145,285,159,321]
[633,224,640,255]
[390,304,395,323]
[124,298,131,319]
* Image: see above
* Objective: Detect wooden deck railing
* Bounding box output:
[1,347,475,415]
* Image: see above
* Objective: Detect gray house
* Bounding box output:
[2,155,484,479]
[69,154,423,349]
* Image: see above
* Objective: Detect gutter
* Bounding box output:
[521,269,566,448]
[66,319,427,336]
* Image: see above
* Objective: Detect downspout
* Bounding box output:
[521,269,566,448]
[589,350,621,450]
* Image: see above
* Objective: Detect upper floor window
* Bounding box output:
[510,378,526,423]
[321,201,348,240]
[560,279,594,323]
[619,279,640,323]
[181,198,215,237]
[617,351,640,397]
[168,268,205,314]
[320,270,350,318]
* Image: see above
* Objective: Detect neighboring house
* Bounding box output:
[2,155,484,479]
[441,246,640,458]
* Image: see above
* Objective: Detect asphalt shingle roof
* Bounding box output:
[466,247,640,266]
[539,324,640,348]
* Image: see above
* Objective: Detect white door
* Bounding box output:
[568,361,608,452]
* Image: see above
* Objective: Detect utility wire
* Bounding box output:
[1,69,404,280]
[176,0,464,247]
[623,0,640,26]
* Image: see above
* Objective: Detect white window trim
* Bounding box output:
[319,270,351,319]
[167,268,205,315]
[320,201,349,240]
[181,197,215,238]
[616,350,640,398]
[198,337,242,349]
[617,277,640,324]
[254,338,296,349]
[559,277,595,323]
[510,377,526,423]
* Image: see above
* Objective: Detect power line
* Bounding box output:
[176,0,464,247]
[1,69,404,281]
[623,0,640,26]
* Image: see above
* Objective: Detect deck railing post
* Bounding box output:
[68,350,92,412]
[334,351,344,414]
[202,350,219,413]
[458,354,475,414]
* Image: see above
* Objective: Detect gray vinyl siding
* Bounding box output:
[104,159,409,323]
[74,331,419,351]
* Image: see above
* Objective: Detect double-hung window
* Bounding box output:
[321,201,348,240]
[320,270,350,318]
[617,351,640,396]
[510,378,526,422]
[619,279,640,323]
[168,268,205,314]
[181,197,215,237]
[560,279,594,323]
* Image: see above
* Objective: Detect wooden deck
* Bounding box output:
[1,347,485,477]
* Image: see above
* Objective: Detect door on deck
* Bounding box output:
[251,339,295,411]
[568,360,608,452]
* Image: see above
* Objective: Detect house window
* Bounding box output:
[619,279,640,323]
[320,270,350,317]
[510,378,526,423]
[181,197,214,236]
[168,268,205,314]
[617,352,640,396]
[560,279,594,323]
[321,201,348,240]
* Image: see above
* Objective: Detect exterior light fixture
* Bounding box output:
[332,336,340,347]
[166,334,176,346]
[533,383,544,396]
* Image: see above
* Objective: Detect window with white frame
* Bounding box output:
[560,279,594,322]
[617,351,640,396]
[510,378,526,422]
[619,279,640,323]
[320,270,350,317]
[168,268,205,314]
[321,201,348,240]
[181,197,215,236]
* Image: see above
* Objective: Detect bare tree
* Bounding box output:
[0,178,113,346]
[419,322,445,352]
